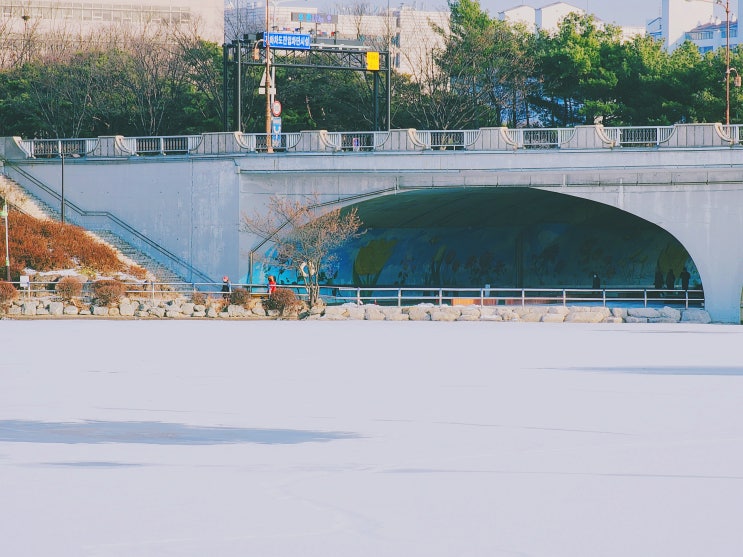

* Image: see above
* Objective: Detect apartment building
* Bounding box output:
[0,1,224,44]
[647,0,741,52]
[499,1,645,41]
[224,2,448,78]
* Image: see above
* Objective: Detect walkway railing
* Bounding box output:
[10,280,705,310]
[11,123,743,159]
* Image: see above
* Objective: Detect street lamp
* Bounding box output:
[686,0,737,125]
[264,0,273,153]
[60,140,66,223]
[1,198,9,281]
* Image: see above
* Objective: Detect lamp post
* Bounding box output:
[387,0,392,131]
[60,140,66,223]
[264,0,273,153]
[1,199,9,281]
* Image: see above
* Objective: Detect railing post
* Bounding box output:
[356,287,361,306]
[438,289,443,306]
[562,289,566,306]
[521,289,525,307]
[602,289,606,306]
[398,289,402,307]
[644,289,648,308]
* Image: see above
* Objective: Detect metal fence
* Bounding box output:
[7,280,705,310]
[19,124,737,158]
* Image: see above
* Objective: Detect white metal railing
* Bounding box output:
[18,124,743,159]
[321,131,392,151]
[6,280,705,310]
[506,128,576,149]
[20,138,99,158]
[602,126,676,147]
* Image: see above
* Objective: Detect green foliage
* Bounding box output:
[0,6,739,137]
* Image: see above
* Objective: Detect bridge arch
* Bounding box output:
[318,188,700,295]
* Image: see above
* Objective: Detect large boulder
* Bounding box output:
[407,306,431,321]
[681,308,712,324]
[627,308,661,319]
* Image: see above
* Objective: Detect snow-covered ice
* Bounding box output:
[1,320,743,557]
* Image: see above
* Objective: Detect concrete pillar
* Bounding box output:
[385,129,423,151]
[293,130,324,152]
[196,132,249,155]
[91,136,128,158]
[677,223,743,324]
[662,123,735,147]
[472,127,517,151]
[0,137,31,159]
[561,125,615,149]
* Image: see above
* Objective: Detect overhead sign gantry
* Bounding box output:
[222,34,391,135]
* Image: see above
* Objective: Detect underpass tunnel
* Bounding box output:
[320,188,702,292]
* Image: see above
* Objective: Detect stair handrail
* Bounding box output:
[1,159,215,283]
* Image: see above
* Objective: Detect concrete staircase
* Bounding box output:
[91,230,186,285]
[0,174,188,284]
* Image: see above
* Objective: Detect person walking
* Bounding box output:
[221,276,231,300]
[680,267,691,291]
[592,271,601,289]
[267,275,277,296]
[665,268,676,290]
[654,267,664,290]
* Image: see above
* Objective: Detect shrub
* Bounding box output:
[55,276,84,301]
[191,291,207,305]
[229,287,251,307]
[0,281,18,306]
[263,287,300,315]
[91,279,126,306]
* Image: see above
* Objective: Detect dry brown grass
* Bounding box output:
[0,210,147,281]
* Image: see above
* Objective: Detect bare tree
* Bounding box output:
[243,195,363,308]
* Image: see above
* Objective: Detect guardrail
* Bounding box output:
[8,280,705,310]
[13,123,743,159]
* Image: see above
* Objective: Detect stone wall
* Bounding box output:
[1,296,713,324]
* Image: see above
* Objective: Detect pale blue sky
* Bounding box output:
[307,1,667,28]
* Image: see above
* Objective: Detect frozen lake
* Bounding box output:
[1,320,743,556]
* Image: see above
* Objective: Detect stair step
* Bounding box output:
[1,174,192,284]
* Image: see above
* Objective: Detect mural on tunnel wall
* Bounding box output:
[338,226,699,289]
[250,189,701,291]
[257,224,700,291]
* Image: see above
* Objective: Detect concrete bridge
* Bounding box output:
[1,123,742,322]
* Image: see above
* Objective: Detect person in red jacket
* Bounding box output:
[267,275,277,296]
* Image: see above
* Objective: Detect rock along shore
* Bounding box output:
[1,296,713,324]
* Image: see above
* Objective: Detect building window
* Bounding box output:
[687,31,713,40]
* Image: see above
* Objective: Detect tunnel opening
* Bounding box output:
[318,188,702,294]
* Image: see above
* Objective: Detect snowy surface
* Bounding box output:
[1,319,743,557]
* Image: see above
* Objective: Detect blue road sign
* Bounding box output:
[266,32,311,50]
[271,117,282,145]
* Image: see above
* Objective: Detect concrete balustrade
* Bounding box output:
[5,123,743,161]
